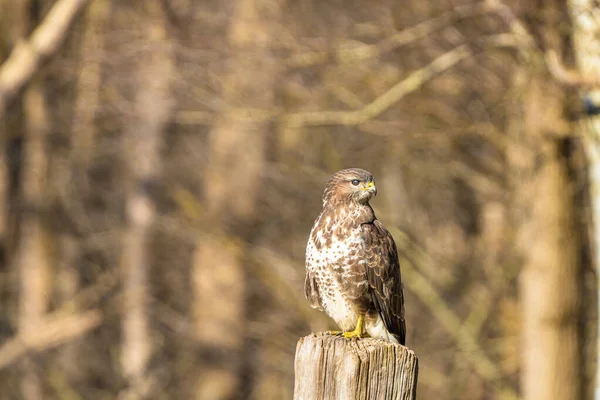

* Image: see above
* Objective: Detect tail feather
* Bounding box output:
[366,313,401,344]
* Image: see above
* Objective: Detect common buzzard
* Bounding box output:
[305,168,406,344]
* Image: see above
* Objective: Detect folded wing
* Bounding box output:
[362,220,406,345]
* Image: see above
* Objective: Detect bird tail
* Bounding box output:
[366,313,401,344]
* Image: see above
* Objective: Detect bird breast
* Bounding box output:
[306,220,368,330]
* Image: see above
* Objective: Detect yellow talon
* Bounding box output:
[341,315,366,339]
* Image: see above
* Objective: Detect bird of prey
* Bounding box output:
[305,168,406,344]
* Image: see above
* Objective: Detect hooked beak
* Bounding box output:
[367,181,377,196]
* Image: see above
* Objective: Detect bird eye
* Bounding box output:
[351,179,360,186]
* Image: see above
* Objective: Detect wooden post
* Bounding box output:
[294,333,418,400]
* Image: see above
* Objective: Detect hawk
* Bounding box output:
[305,168,406,344]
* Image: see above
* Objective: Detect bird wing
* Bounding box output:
[362,220,406,345]
[304,270,323,310]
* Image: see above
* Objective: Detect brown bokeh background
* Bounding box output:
[0,0,598,399]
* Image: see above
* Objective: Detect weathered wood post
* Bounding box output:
[294,333,418,400]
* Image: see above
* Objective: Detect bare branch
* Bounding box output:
[546,50,600,88]
[0,0,90,118]
[0,310,102,369]
[377,1,499,54]
[400,254,510,388]
[282,45,471,127]
[390,227,517,398]
[174,110,214,125]
[285,0,506,68]
[489,0,537,54]
[0,263,116,371]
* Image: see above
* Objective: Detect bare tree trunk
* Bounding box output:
[71,0,110,167]
[0,105,8,270]
[516,140,581,400]
[18,77,51,400]
[509,65,582,400]
[56,0,111,382]
[120,0,173,394]
[506,3,585,398]
[194,0,283,398]
[0,0,10,262]
[567,1,600,397]
[12,2,51,398]
[55,234,80,379]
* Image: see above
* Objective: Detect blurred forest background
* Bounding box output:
[0,0,600,399]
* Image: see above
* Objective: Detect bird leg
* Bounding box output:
[341,314,366,339]
[326,315,367,339]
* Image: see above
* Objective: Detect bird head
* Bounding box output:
[322,168,377,205]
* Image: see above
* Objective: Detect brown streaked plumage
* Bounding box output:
[305,168,406,344]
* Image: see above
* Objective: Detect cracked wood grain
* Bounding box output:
[294,333,418,400]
